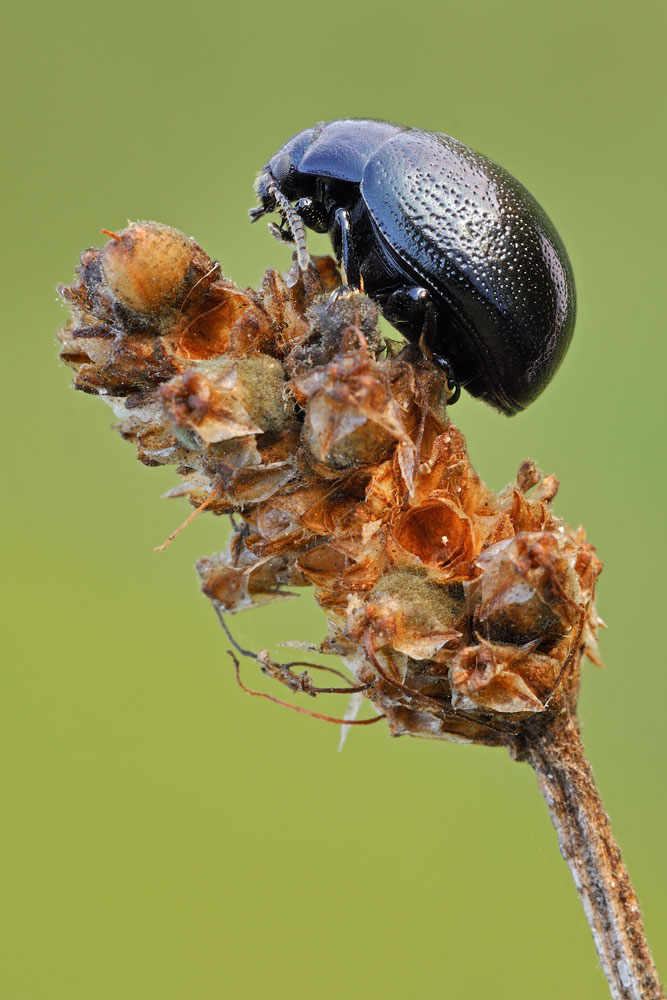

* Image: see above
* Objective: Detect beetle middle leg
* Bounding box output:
[383,286,461,404]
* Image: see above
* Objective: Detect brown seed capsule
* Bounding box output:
[389,498,476,581]
[160,357,287,445]
[101,222,216,317]
[473,532,582,646]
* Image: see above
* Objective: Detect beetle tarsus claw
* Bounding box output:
[431,353,461,405]
[327,285,361,312]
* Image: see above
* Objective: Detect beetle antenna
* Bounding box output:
[266,178,310,272]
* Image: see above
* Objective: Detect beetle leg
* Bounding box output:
[326,284,361,313]
[294,197,329,233]
[384,287,461,404]
[383,285,434,347]
[332,208,361,287]
[384,285,430,327]
[431,354,462,405]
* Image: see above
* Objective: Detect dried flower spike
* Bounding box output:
[58,222,663,1000]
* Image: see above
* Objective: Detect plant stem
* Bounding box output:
[521,712,663,1000]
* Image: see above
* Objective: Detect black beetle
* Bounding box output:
[250,119,575,415]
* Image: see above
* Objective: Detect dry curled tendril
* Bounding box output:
[58,221,663,1000]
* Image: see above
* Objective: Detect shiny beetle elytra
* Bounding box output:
[250,119,576,415]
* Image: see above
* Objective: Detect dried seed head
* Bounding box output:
[59,223,603,749]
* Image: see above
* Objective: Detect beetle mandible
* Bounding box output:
[250,119,575,415]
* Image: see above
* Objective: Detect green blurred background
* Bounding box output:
[3,1,665,996]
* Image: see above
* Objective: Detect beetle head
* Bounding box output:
[249,171,276,223]
[250,127,320,223]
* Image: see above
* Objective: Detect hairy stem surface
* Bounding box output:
[523,713,663,1000]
